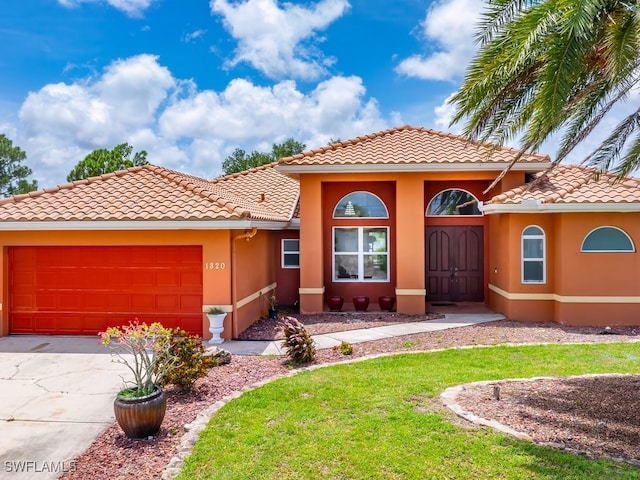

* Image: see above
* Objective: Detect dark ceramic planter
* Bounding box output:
[378,295,395,312]
[114,386,167,439]
[268,308,278,319]
[353,296,369,312]
[327,296,344,312]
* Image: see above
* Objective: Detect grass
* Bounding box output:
[177,343,640,479]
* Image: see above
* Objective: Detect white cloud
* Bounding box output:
[396,0,485,82]
[96,55,175,126]
[159,75,386,149]
[210,0,350,80]
[13,55,388,187]
[58,0,155,17]
[434,94,458,131]
[183,29,207,43]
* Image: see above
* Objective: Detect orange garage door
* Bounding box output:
[9,246,203,335]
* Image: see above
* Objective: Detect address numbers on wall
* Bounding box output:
[205,262,226,270]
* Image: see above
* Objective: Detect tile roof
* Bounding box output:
[489,165,640,205]
[278,125,550,169]
[211,162,300,219]
[0,165,289,222]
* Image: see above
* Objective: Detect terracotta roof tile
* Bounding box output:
[278,125,550,168]
[0,165,287,222]
[211,162,300,219]
[489,165,640,204]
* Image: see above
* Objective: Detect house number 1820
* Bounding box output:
[205,262,226,270]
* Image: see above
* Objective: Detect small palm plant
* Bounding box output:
[280,316,316,364]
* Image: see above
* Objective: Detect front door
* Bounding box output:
[425,226,483,302]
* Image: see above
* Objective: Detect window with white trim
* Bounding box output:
[333,191,389,218]
[581,226,635,252]
[522,226,545,283]
[333,227,389,281]
[281,239,300,268]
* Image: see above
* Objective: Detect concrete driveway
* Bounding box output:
[0,336,128,480]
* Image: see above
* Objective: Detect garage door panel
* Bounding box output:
[181,272,202,287]
[59,293,83,310]
[156,295,178,310]
[10,314,33,333]
[156,271,180,287]
[12,293,34,309]
[181,295,202,309]
[9,246,203,335]
[106,293,131,310]
[131,294,155,310]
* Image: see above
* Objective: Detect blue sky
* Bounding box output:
[0,0,487,187]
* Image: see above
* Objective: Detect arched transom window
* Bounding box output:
[581,227,635,252]
[426,189,481,216]
[333,191,389,218]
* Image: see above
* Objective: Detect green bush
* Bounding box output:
[157,328,215,392]
[280,316,316,364]
[334,340,353,355]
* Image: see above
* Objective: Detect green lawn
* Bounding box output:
[178,343,640,479]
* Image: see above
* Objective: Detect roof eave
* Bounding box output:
[276,162,551,174]
[482,202,640,214]
[0,219,293,231]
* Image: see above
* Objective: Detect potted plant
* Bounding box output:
[206,307,227,345]
[268,294,278,319]
[99,320,171,439]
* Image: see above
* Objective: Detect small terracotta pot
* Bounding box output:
[353,296,369,312]
[378,295,395,312]
[327,296,344,312]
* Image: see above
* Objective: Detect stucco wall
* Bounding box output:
[488,211,640,326]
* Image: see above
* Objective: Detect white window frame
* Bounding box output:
[332,226,390,282]
[332,191,389,219]
[522,225,545,284]
[281,239,300,268]
[580,226,635,252]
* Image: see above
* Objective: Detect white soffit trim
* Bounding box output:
[276,162,551,174]
[482,202,640,214]
[0,220,294,231]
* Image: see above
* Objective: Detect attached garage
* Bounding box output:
[9,245,203,335]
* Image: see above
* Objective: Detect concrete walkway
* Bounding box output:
[0,336,128,480]
[220,313,505,355]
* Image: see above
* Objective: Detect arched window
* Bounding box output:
[333,191,389,218]
[522,225,545,284]
[426,189,481,216]
[581,227,635,252]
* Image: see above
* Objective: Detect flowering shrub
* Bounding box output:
[99,320,173,397]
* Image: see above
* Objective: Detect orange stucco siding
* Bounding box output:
[297,170,509,314]
[488,211,640,326]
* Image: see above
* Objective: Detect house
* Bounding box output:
[0,125,638,340]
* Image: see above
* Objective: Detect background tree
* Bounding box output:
[0,134,38,197]
[450,0,640,191]
[222,138,306,175]
[67,143,148,182]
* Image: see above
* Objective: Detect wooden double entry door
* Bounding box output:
[425,225,484,303]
